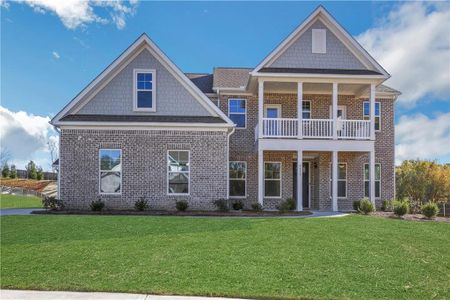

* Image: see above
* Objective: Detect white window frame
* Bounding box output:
[133,68,156,112]
[264,161,282,199]
[264,104,282,118]
[329,105,347,119]
[312,29,326,54]
[99,148,122,195]
[229,161,247,198]
[302,100,312,119]
[364,163,381,199]
[363,101,381,131]
[167,150,190,196]
[329,162,347,199]
[228,98,247,129]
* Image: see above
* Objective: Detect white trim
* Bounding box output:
[363,101,381,132]
[51,35,234,126]
[228,98,247,129]
[99,148,122,196]
[312,29,326,54]
[302,100,312,119]
[167,150,190,196]
[252,6,389,78]
[264,161,282,199]
[229,161,247,199]
[329,161,347,199]
[264,104,282,118]
[259,139,375,152]
[364,163,381,199]
[133,68,156,112]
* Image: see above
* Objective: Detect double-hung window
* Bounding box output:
[99,149,122,194]
[329,163,347,198]
[363,101,380,131]
[264,162,281,198]
[364,163,381,198]
[134,69,155,111]
[228,99,246,128]
[302,100,311,119]
[167,150,190,195]
[229,161,246,198]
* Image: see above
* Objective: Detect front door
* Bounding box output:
[293,162,310,209]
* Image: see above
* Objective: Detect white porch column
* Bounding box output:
[370,83,376,141]
[258,148,264,206]
[297,82,303,139]
[258,79,264,139]
[332,83,338,140]
[369,149,376,205]
[332,151,338,211]
[296,150,303,211]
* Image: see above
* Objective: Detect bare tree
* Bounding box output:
[47,138,59,173]
[0,147,11,166]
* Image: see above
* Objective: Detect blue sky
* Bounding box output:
[1,1,449,170]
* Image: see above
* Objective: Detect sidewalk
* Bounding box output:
[1,290,247,300]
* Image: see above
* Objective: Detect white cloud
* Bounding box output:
[395,113,450,165]
[52,51,60,59]
[0,0,10,9]
[0,106,58,171]
[11,0,138,30]
[357,2,450,106]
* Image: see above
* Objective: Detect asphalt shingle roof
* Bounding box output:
[259,67,383,75]
[212,67,252,89]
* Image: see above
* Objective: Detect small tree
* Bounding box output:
[26,161,38,179]
[9,164,17,178]
[36,166,44,180]
[2,163,10,178]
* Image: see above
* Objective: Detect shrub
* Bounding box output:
[212,198,229,211]
[277,197,296,212]
[2,163,10,178]
[393,199,409,217]
[176,200,189,211]
[358,198,375,215]
[251,202,263,212]
[9,164,17,179]
[42,196,64,211]
[90,199,105,212]
[421,202,439,219]
[232,200,244,210]
[134,197,149,211]
[352,200,361,211]
[381,199,393,212]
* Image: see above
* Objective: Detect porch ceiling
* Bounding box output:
[264,82,368,95]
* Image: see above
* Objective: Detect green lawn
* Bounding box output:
[1,215,449,299]
[0,194,42,209]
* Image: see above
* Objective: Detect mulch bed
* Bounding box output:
[32,209,313,217]
[371,211,450,223]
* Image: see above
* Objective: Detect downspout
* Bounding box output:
[226,125,236,200]
[53,125,61,199]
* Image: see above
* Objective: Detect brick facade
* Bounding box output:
[59,129,228,210]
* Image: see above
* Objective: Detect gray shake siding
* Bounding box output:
[269,20,367,70]
[78,48,211,116]
[60,129,228,210]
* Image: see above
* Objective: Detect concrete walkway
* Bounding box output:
[0,208,45,216]
[1,290,246,300]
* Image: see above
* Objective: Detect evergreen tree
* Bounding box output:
[9,164,17,179]
[2,163,10,178]
[26,161,37,180]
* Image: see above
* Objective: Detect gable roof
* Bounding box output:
[51,34,234,127]
[252,6,389,78]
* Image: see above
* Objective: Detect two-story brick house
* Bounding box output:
[52,6,400,211]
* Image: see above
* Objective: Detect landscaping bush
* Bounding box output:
[421,202,439,219]
[381,199,393,212]
[277,197,295,212]
[232,200,244,211]
[393,199,409,217]
[212,198,229,211]
[176,200,189,211]
[358,198,375,215]
[251,202,263,212]
[42,196,64,211]
[134,197,149,211]
[90,199,105,211]
[352,200,361,211]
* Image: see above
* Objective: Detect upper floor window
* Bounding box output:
[228,99,246,128]
[302,100,311,119]
[363,102,380,131]
[99,149,122,194]
[312,29,326,54]
[134,69,156,111]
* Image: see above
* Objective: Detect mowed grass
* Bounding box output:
[1,215,449,299]
[0,194,42,209]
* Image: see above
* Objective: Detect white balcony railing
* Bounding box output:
[259,118,371,140]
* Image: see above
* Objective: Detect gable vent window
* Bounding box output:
[312,29,326,54]
[134,69,156,111]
